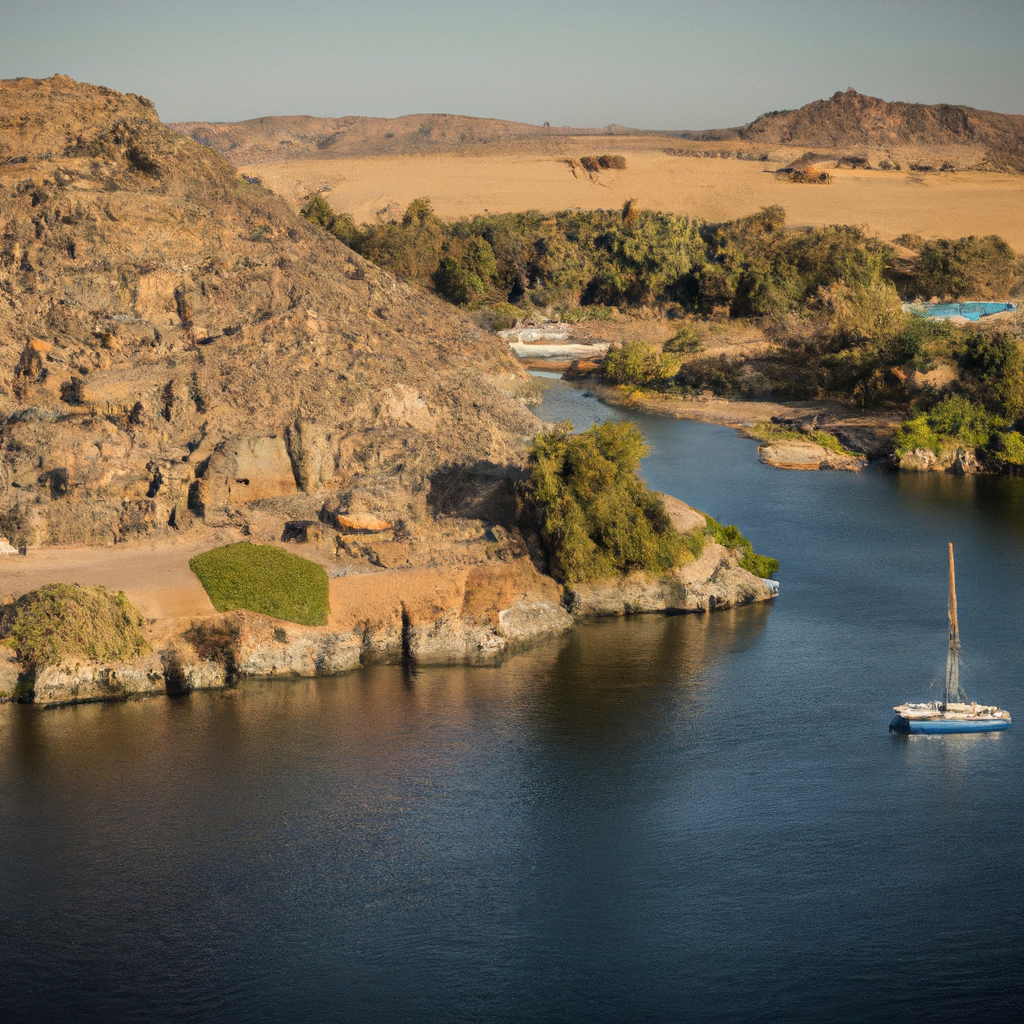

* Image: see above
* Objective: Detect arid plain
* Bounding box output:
[244,148,1024,248]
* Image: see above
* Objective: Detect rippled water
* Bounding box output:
[3,380,1023,1022]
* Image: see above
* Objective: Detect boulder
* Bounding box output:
[899,447,941,471]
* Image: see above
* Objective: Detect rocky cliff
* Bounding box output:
[0,75,537,548]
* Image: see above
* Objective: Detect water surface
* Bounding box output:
[2,380,1022,1022]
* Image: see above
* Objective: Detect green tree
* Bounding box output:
[528,421,684,584]
[300,193,335,228]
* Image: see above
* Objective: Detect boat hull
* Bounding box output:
[890,714,1012,734]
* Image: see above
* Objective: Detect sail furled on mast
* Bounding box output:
[945,542,968,706]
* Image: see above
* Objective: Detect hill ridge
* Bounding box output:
[172,90,1024,170]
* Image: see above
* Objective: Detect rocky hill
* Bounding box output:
[684,89,1024,170]
[0,75,538,549]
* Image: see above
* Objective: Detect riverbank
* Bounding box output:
[564,379,901,463]
[1,491,776,708]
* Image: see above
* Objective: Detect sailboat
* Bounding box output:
[890,543,1012,734]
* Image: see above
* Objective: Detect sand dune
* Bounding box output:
[245,150,1024,249]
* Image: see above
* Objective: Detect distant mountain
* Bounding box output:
[172,90,1024,171]
[169,113,662,164]
[682,89,1024,170]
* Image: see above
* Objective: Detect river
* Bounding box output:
[2,379,1023,1023]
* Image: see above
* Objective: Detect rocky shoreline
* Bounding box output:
[1,495,776,709]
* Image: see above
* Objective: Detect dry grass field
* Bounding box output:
[244,148,1024,248]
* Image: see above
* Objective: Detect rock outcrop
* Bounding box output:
[758,440,867,472]
[897,446,986,474]
[568,538,774,616]
[0,75,537,549]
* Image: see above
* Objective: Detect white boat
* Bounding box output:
[891,544,1012,734]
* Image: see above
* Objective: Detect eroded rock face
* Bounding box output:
[20,555,575,705]
[899,448,941,471]
[897,446,985,474]
[0,75,537,548]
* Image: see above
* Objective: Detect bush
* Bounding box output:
[300,193,334,229]
[956,331,1024,419]
[893,395,1000,456]
[892,415,942,457]
[328,211,360,247]
[996,431,1024,465]
[600,340,675,386]
[189,543,329,626]
[663,323,706,353]
[926,394,999,447]
[528,421,685,584]
[704,515,779,578]
[5,584,147,672]
[915,235,1019,299]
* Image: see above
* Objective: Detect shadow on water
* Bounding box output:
[527,605,771,747]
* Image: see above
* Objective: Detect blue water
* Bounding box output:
[903,301,1017,322]
[2,380,1023,1022]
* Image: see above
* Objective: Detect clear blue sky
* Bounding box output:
[2,0,1022,127]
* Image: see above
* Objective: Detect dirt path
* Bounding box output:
[0,532,242,618]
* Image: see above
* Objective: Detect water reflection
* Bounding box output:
[528,606,771,746]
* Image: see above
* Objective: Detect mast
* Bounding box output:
[945,542,963,708]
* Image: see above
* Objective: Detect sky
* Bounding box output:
[1,0,1023,128]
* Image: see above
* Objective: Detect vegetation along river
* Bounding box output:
[3,378,1023,1023]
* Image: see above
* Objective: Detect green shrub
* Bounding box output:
[528,421,685,584]
[996,430,1024,465]
[741,552,781,578]
[5,584,147,672]
[328,211,360,247]
[300,193,335,229]
[956,331,1024,419]
[600,340,675,386]
[704,514,779,578]
[926,394,999,447]
[892,415,943,456]
[894,395,1002,456]
[189,543,329,626]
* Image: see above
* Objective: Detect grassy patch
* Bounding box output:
[746,422,862,457]
[3,584,147,672]
[189,544,329,626]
